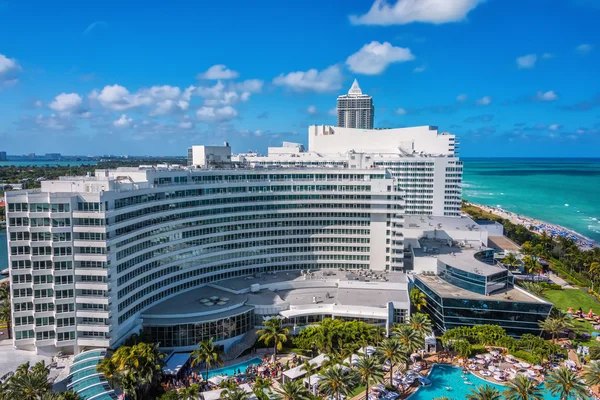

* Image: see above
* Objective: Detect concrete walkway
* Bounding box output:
[549,271,574,289]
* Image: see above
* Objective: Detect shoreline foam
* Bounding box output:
[466,201,597,249]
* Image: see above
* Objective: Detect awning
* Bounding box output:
[162,352,191,376]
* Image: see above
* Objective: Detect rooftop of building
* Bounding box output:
[139,269,409,325]
[216,269,407,292]
[404,215,484,234]
[141,286,248,317]
[415,274,548,304]
[413,238,502,277]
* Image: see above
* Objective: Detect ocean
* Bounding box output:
[463,158,600,243]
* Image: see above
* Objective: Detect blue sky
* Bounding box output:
[0,0,599,157]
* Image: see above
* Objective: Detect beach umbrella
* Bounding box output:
[533,365,543,370]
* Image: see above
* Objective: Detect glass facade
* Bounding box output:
[414,278,552,336]
[143,309,254,348]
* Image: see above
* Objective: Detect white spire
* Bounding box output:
[348,79,363,96]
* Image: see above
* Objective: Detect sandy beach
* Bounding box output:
[466,201,597,249]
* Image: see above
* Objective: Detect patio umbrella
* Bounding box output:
[520,362,531,368]
[533,365,543,370]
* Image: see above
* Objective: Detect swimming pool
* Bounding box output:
[202,357,263,379]
[407,364,560,400]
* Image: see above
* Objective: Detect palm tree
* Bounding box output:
[545,367,590,400]
[299,361,317,394]
[539,318,566,343]
[503,374,544,400]
[5,369,52,399]
[393,324,424,354]
[179,383,201,400]
[519,281,546,297]
[409,313,432,338]
[0,299,12,339]
[410,287,427,312]
[522,255,540,275]
[256,318,289,359]
[276,380,311,400]
[252,377,272,400]
[376,338,406,386]
[219,386,251,400]
[502,252,519,269]
[355,355,384,400]
[190,338,223,379]
[0,283,9,300]
[318,365,357,400]
[584,361,600,387]
[466,385,502,400]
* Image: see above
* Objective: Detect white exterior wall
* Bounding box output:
[308,125,455,156]
[6,167,404,354]
[188,145,232,167]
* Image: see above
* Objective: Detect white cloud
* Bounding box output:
[0,53,21,86]
[90,84,191,115]
[548,124,562,131]
[35,100,43,108]
[34,114,71,130]
[395,108,407,115]
[91,84,152,111]
[346,41,415,75]
[536,90,558,101]
[576,43,593,54]
[541,53,554,59]
[196,106,238,122]
[413,66,426,73]
[113,114,133,128]
[456,94,468,102]
[350,0,485,25]
[152,99,189,116]
[306,105,318,115]
[48,93,83,114]
[179,121,193,129]
[328,108,337,117]
[83,21,107,35]
[272,65,343,92]
[476,96,492,106]
[235,79,263,93]
[516,54,537,69]
[198,64,239,80]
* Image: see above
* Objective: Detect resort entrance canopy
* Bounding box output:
[162,352,191,376]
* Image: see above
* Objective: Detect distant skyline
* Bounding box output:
[0,0,599,157]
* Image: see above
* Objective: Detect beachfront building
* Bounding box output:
[235,124,461,217]
[336,79,374,129]
[4,124,459,355]
[404,216,553,336]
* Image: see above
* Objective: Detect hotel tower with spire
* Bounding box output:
[336,79,374,129]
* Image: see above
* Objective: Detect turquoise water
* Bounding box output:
[463,158,600,243]
[408,364,559,400]
[0,161,97,167]
[202,357,262,378]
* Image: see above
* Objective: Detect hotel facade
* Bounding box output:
[4,124,549,355]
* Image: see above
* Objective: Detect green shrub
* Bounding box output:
[470,344,487,356]
[540,282,562,291]
[590,347,600,360]
[513,350,540,365]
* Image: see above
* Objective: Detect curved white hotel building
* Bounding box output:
[5,125,464,355]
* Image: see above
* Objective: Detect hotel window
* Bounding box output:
[57,331,75,341]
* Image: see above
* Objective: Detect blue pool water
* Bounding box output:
[408,364,560,400]
[202,357,262,379]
